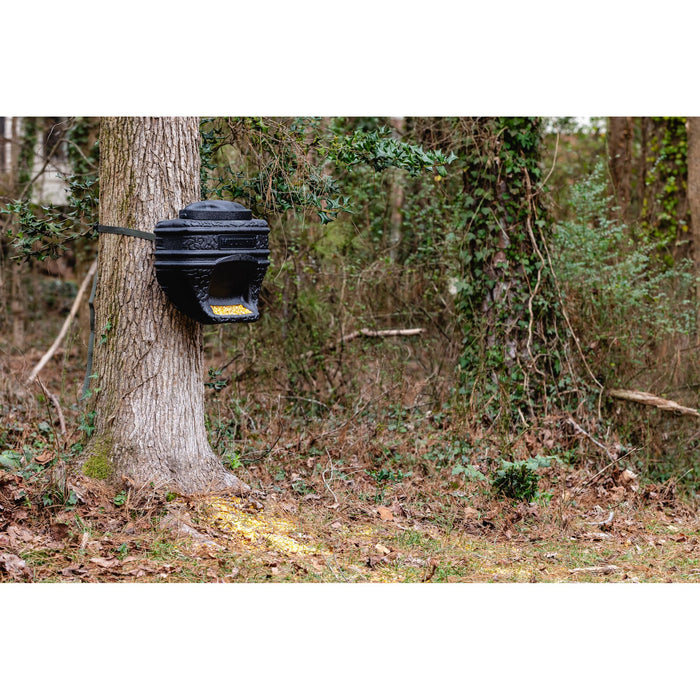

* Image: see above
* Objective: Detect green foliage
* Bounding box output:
[0,450,22,470]
[225,452,243,471]
[554,161,694,378]
[79,410,97,439]
[200,117,454,224]
[41,488,78,510]
[1,117,98,263]
[451,462,488,482]
[368,466,411,484]
[491,455,555,501]
[205,367,229,392]
[367,463,411,504]
[641,117,688,250]
[323,125,456,177]
[422,437,487,481]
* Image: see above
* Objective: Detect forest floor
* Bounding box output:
[2,453,699,584]
[2,308,700,584]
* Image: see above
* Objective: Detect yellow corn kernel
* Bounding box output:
[211,304,252,316]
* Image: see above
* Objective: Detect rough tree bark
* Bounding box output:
[608,117,634,223]
[388,117,405,263]
[80,117,247,495]
[687,117,700,330]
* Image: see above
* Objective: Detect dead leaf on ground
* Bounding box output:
[375,543,391,555]
[49,522,71,541]
[89,556,120,569]
[6,525,36,547]
[61,564,89,578]
[376,506,393,521]
[34,450,55,465]
[0,552,28,579]
[391,500,406,518]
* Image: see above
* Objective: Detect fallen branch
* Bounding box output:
[27,259,98,384]
[609,389,700,418]
[303,327,424,359]
[341,327,424,342]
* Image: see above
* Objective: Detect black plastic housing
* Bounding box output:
[154,200,270,324]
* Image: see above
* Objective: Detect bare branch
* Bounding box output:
[303,327,424,359]
[27,258,97,384]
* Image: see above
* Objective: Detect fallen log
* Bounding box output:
[608,389,700,418]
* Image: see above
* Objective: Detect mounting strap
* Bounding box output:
[96,224,155,242]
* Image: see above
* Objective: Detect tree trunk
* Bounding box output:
[388,117,405,263]
[608,117,633,222]
[687,117,700,331]
[81,117,247,495]
[9,118,25,349]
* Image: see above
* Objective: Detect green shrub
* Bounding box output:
[491,456,555,502]
[553,162,694,377]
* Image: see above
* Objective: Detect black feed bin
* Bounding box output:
[154,200,270,324]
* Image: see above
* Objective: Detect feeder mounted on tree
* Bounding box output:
[154,200,270,324]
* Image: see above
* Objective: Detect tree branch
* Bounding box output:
[303,327,424,359]
[27,258,97,384]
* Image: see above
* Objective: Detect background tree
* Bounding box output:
[607,116,634,223]
[687,117,700,328]
[80,117,247,495]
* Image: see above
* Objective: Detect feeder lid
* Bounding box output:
[179,200,252,221]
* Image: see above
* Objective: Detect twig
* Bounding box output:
[303,327,424,359]
[536,131,559,194]
[342,327,424,341]
[27,259,98,384]
[35,378,66,444]
[567,417,615,461]
[584,510,614,527]
[571,448,639,497]
[322,448,339,506]
[281,395,331,412]
[523,169,603,393]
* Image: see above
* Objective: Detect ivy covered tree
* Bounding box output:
[450,118,563,421]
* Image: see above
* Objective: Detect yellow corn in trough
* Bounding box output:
[210,304,252,316]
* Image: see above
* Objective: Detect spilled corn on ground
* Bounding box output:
[191,497,463,582]
[205,496,324,555]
